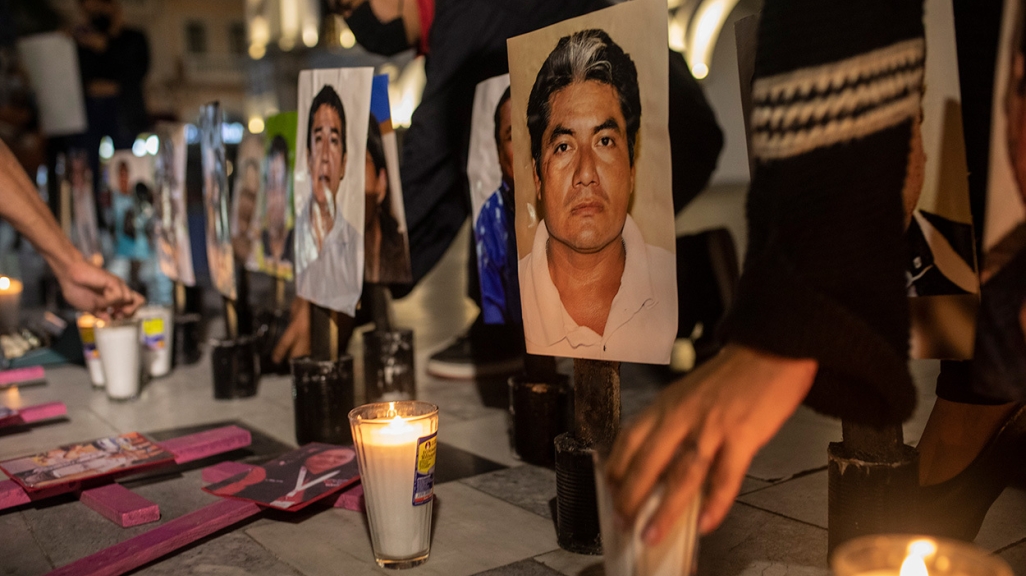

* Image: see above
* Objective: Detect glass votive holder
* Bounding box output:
[0,276,22,335]
[593,451,700,576]
[349,401,439,569]
[76,313,105,387]
[94,318,142,401]
[831,535,1013,576]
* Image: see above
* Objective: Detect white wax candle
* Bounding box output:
[0,277,23,335]
[95,320,141,400]
[137,306,172,378]
[359,414,435,560]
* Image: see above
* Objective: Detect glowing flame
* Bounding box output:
[0,277,9,290]
[899,538,936,576]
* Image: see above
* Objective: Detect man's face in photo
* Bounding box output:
[308,103,347,208]
[497,98,515,186]
[304,448,354,474]
[535,80,634,254]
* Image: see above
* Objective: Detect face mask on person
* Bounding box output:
[346,3,409,56]
[91,14,113,33]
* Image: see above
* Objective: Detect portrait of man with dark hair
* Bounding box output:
[365,112,410,284]
[262,133,294,277]
[293,70,372,315]
[473,84,521,324]
[516,28,676,363]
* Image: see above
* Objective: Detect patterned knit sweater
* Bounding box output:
[720,0,924,426]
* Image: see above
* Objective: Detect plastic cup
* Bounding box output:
[94,318,142,400]
[137,306,172,378]
[594,452,700,576]
[350,401,438,569]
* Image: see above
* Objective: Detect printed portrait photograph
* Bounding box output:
[232,131,265,272]
[107,150,155,263]
[366,74,412,285]
[0,432,174,491]
[901,9,980,361]
[978,0,1026,398]
[468,75,520,325]
[293,68,373,315]
[204,443,359,511]
[259,112,297,280]
[65,148,102,263]
[154,122,195,286]
[200,102,237,300]
[508,0,677,364]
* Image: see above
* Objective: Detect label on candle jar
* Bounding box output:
[412,432,436,506]
[142,318,166,350]
[80,326,99,358]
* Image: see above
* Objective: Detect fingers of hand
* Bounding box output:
[698,441,750,535]
[612,411,697,524]
[643,435,715,545]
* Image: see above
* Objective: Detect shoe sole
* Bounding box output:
[426,357,524,380]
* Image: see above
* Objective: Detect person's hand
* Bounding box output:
[57,259,144,320]
[604,344,817,542]
[272,297,311,363]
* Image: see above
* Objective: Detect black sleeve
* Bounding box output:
[718,0,923,426]
[667,50,723,214]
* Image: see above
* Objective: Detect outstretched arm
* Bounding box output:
[0,139,143,318]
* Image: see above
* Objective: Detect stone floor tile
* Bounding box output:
[748,407,837,481]
[997,538,1026,574]
[246,482,558,576]
[976,488,1026,552]
[738,472,828,529]
[739,476,773,496]
[435,442,507,484]
[474,559,567,576]
[134,530,303,576]
[440,410,523,468]
[698,502,829,576]
[0,511,53,575]
[533,549,604,576]
[460,465,557,520]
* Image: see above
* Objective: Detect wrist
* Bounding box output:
[725,343,818,383]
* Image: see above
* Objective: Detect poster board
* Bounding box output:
[293,68,373,315]
[154,122,196,286]
[204,443,358,511]
[468,75,520,324]
[231,132,264,272]
[508,0,677,364]
[976,0,1026,397]
[366,73,412,285]
[257,112,298,280]
[200,102,237,300]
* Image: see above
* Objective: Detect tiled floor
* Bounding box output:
[2,188,1026,575]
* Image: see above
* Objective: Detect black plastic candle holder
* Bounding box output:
[363,328,415,403]
[210,335,259,399]
[291,355,355,445]
[508,374,571,467]
[172,313,202,366]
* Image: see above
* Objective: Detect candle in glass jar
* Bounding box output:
[0,277,23,334]
[351,402,437,568]
[76,313,106,387]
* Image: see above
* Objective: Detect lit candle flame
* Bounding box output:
[900,539,936,576]
[0,277,9,290]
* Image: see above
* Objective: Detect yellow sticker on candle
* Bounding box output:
[80,326,99,358]
[142,318,166,350]
[412,432,436,506]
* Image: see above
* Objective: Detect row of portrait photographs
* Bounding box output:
[200,102,238,301]
[0,432,174,491]
[153,122,196,286]
[367,73,413,285]
[204,443,359,511]
[977,0,1026,399]
[293,67,373,316]
[257,112,299,281]
[64,148,102,263]
[106,150,156,263]
[506,0,678,365]
[469,75,520,325]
